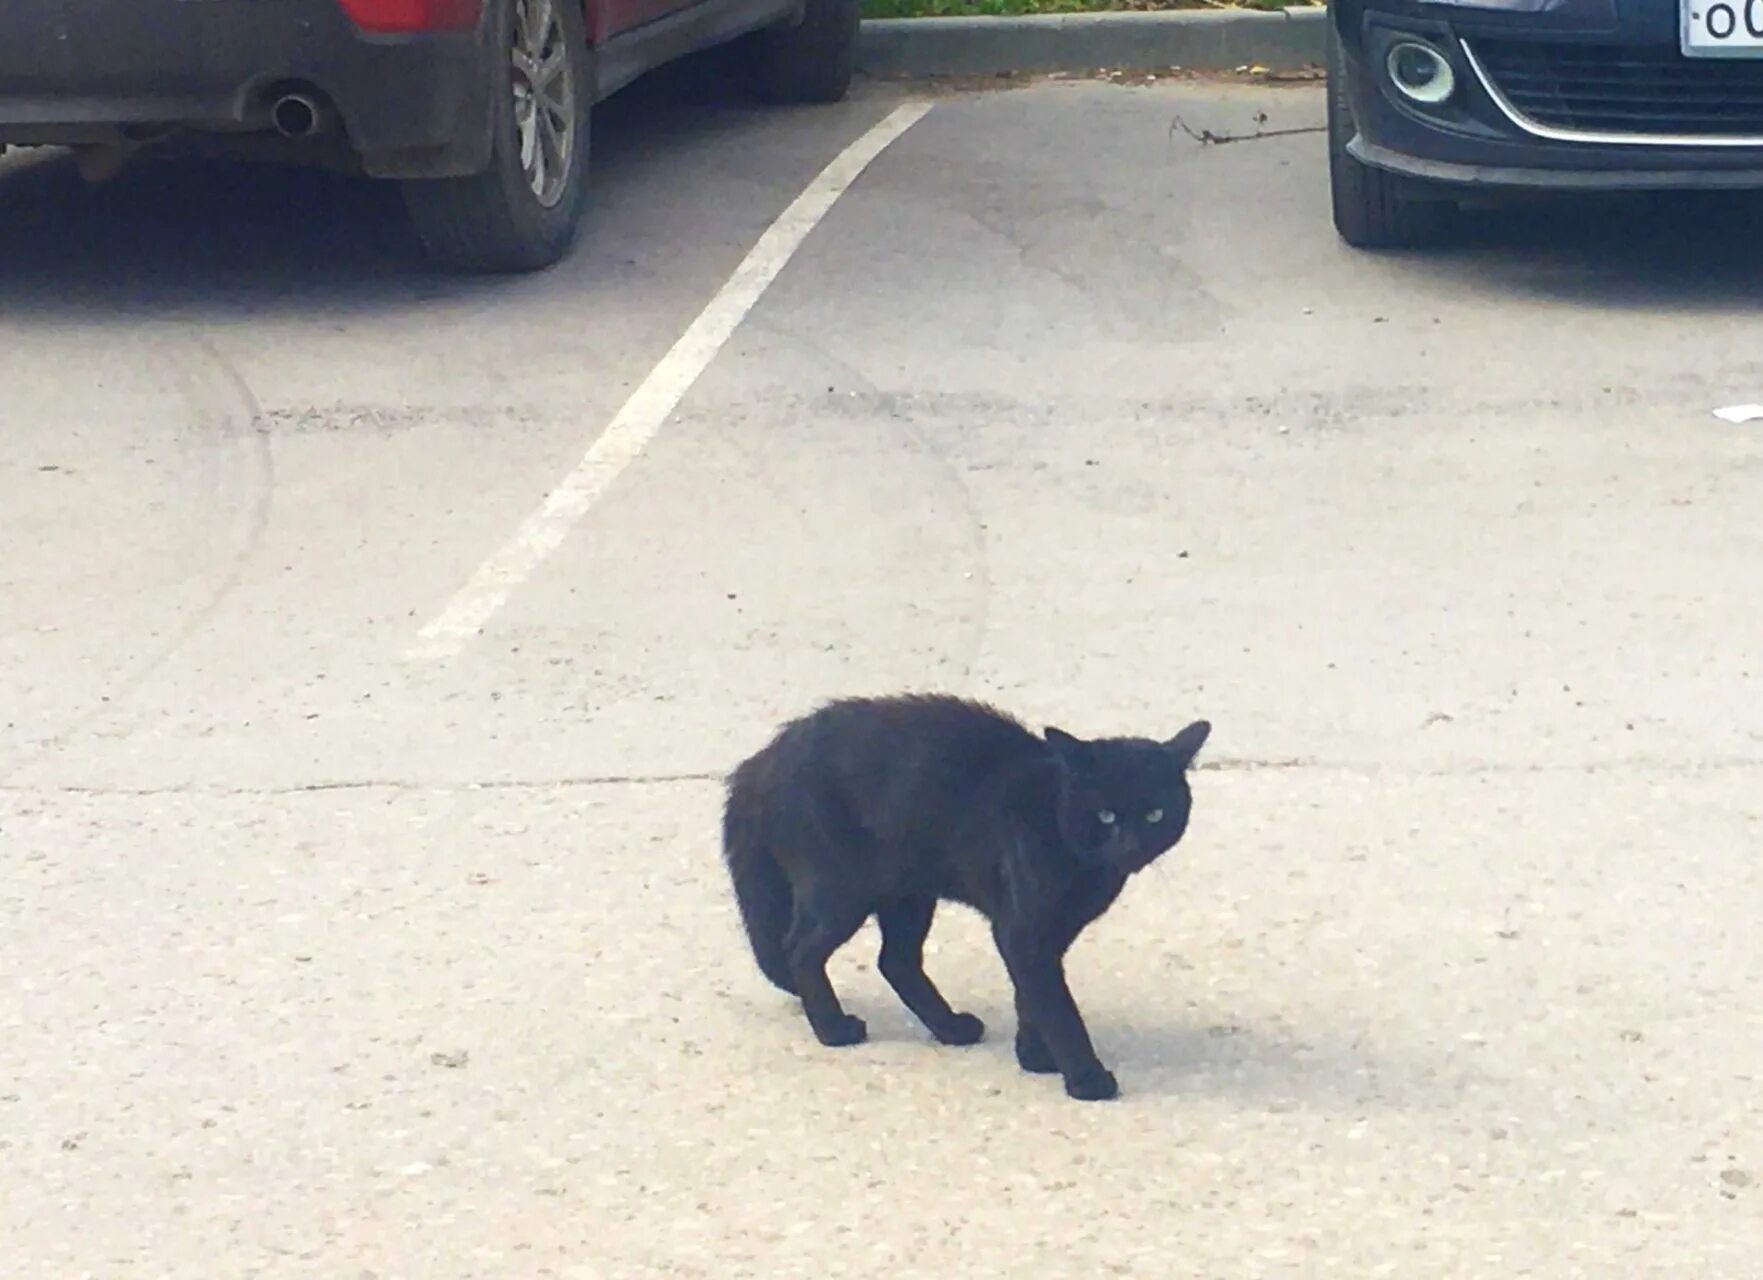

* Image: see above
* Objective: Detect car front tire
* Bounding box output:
[403,0,592,273]
[1326,20,1453,250]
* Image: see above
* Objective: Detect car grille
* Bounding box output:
[1471,39,1763,139]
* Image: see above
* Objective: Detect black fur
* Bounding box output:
[721,694,1211,1101]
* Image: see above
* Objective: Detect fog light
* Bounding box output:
[1385,40,1457,107]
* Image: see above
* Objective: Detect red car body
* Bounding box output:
[0,0,860,270]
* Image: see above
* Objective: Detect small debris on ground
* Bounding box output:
[905,64,1323,95]
[1712,404,1763,424]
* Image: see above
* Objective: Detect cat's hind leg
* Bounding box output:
[877,898,985,1046]
[784,889,870,1047]
[1012,1017,1059,1074]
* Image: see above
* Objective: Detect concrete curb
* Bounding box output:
[857,8,1328,77]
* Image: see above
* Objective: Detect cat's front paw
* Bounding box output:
[1015,1028,1058,1074]
[933,1012,986,1046]
[813,1014,868,1048]
[1063,1066,1119,1102]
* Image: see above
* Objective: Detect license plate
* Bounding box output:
[1683,0,1763,56]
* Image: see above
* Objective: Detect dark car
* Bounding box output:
[0,0,858,272]
[1327,0,1763,246]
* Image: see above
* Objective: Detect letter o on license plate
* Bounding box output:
[1683,0,1763,55]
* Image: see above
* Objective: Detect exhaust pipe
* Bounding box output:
[270,92,325,140]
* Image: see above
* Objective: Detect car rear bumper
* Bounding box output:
[0,0,495,178]
[1335,0,1763,191]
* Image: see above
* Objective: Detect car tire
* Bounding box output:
[1326,20,1452,250]
[403,0,592,273]
[748,0,860,105]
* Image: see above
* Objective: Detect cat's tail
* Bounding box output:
[722,766,797,995]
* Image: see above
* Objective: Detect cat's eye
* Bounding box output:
[1097,809,1117,826]
[1146,809,1165,824]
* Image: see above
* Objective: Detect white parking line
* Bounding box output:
[407,100,935,662]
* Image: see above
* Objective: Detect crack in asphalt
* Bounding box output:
[0,771,726,799]
[1202,757,1763,777]
[4,757,1762,803]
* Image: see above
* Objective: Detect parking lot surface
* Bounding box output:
[3,74,1760,1278]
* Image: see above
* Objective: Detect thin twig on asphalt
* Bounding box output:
[1169,113,1326,145]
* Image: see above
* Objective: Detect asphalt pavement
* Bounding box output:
[3,73,1760,1279]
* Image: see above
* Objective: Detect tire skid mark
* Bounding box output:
[0,332,275,780]
[884,400,994,683]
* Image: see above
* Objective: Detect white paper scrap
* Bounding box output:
[1712,404,1763,424]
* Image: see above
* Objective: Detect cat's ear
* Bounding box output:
[1164,720,1212,770]
[1044,726,1091,767]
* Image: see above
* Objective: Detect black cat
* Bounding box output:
[721,694,1211,1101]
